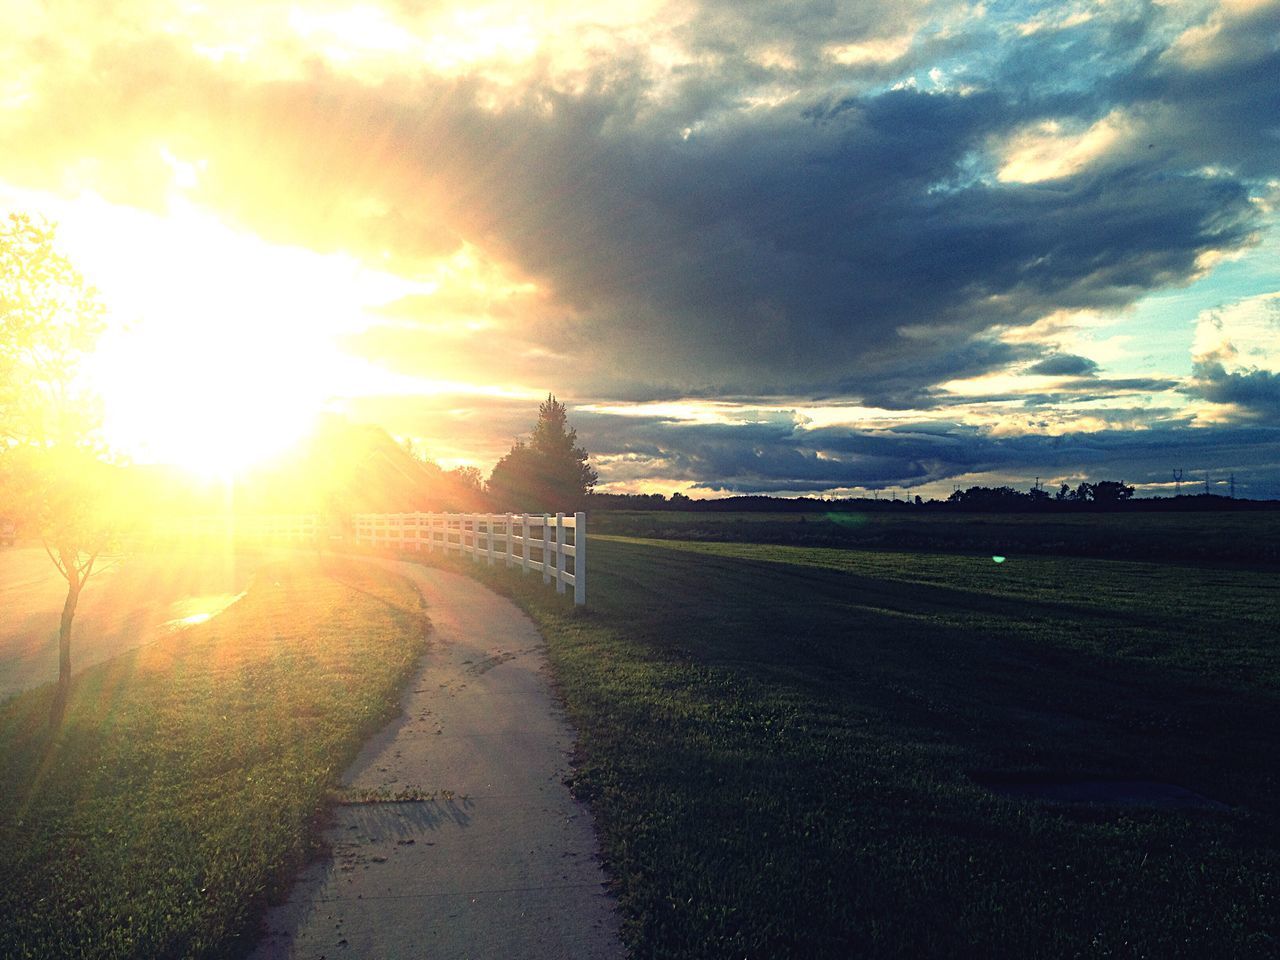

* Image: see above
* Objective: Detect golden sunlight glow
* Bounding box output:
[574,400,750,424]
[177,0,675,87]
[91,323,324,478]
[0,180,465,477]
[163,593,244,630]
[288,4,540,75]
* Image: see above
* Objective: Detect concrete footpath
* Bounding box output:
[251,559,625,960]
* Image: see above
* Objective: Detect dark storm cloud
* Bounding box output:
[574,409,1280,497]
[1027,354,1099,377]
[474,89,1258,398]
[840,372,1180,414]
[1132,6,1280,182]
[6,0,1274,404]
[1188,361,1280,419]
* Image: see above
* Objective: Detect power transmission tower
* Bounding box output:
[1173,468,1183,496]
[1205,473,1211,496]
[1230,473,1236,499]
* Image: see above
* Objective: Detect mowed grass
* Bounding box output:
[439,535,1279,958]
[0,555,428,960]
[591,508,1280,564]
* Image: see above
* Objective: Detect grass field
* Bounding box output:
[437,533,1280,957]
[590,508,1280,564]
[0,555,428,960]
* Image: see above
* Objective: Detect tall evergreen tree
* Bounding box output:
[488,394,597,512]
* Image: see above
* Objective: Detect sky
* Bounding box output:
[2,0,1278,498]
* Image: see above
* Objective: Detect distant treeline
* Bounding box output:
[587,486,1279,513]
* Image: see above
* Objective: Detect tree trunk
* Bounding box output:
[48,559,81,727]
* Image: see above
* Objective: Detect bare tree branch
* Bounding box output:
[42,537,69,582]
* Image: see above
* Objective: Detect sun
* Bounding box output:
[91,323,324,479]
[35,186,432,479]
[62,197,363,479]
[78,214,338,478]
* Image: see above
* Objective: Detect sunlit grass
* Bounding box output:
[0,555,427,960]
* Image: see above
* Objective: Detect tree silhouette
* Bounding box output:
[487,394,598,512]
[1090,480,1134,507]
[0,213,122,724]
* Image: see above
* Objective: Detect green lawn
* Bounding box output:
[0,555,428,960]
[437,535,1280,958]
[589,507,1280,564]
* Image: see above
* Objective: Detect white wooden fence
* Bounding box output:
[354,512,587,605]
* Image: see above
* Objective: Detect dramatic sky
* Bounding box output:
[3,0,1278,497]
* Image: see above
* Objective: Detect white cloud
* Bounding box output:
[1016,8,1095,36]
[997,110,1133,183]
[824,33,914,65]
[1164,0,1280,69]
[1191,291,1280,370]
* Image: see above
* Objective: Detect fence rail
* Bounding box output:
[354,512,587,605]
[146,512,587,605]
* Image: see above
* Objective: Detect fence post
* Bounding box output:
[555,513,566,594]
[353,511,579,577]
[542,514,551,584]
[574,512,586,606]
[521,514,530,573]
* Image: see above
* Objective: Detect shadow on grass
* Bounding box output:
[584,538,1280,809]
